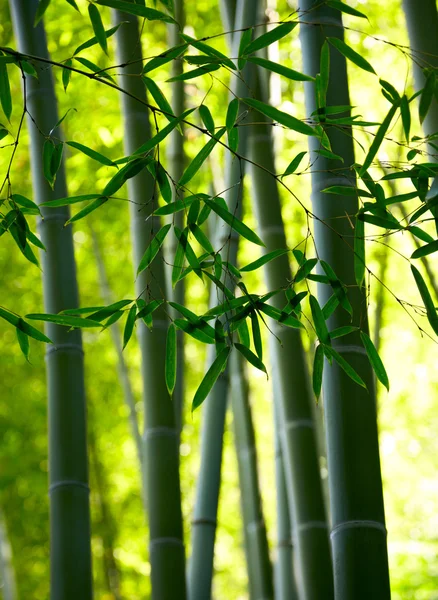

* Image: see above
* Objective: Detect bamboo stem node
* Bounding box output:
[330,520,387,537]
[46,344,84,356]
[49,480,90,493]
[149,537,185,548]
[143,427,178,440]
[283,418,314,431]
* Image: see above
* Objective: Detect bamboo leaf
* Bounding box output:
[182,34,236,70]
[103,157,151,196]
[153,195,196,216]
[179,127,226,186]
[237,319,251,347]
[10,194,41,216]
[322,185,373,197]
[408,226,434,244]
[66,140,116,166]
[226,98,239,130]
[400,94,411,142]
[136,299,164,322]
[241,22,297,55]
[143,76,175,122]
[0,308,50,342]
[165,323,177,395]
[328,37,375,75]
[65,0,80,11]
[73,23,122,56]
[360,331,389,390]
[379,79,400,102]
[62,59,72,91]
[43,140,55,187]
[324,346,367,388]
[243,97,316,136]
[34,0,51,25]
[358,213,402,230]
[88,299,133,322]
[257,303,304,329]
[189,223,214,254]
[354,217,365,287]
[294,257,318,283]
[322,294,339,319]
[192,346,230,410]
[16,326,30,361]
[204,198,265,246]
[175,318,215,344]
[250,310,263,360]
[327,0,367,19]
[147,160,172,203]
[312,344,324,400]
[41,194,101,207]
[88,4,108,55]
[247,56,314,82]
[74,57,115,82]
[359,100,399,174]
[199,104,215,134]
[133,107,195,155]
[309,295,330,344]
[26,313,102,328]
[411,264,438,335]
[122,305,137,349]
[95,0,177,23]
[228,128,239,153]
[419,70,435,124]
[238,28,252,69]
[235,342,267,374]
[167,64,220,82]
[329,326,358,339]
[142,43,188,74]
[137,224,171,275]
[65,196,108,225]
[282,151,307,177]
[240,248,289,272]
[411,239,438,259]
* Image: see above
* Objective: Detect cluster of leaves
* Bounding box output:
[1,0,437,407]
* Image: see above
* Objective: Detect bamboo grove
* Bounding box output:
[0,0,437,598]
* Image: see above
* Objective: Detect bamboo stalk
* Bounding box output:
[112,11,186,599]
[299,3,390,597]
[188,2,259,598]
[230,352,274,600]
[9,2,92,598]
[0,508,17,600]
[247,70,334,600]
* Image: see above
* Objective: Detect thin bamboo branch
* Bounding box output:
[9,2,93,598]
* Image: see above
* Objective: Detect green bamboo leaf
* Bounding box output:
[359,100,399,174]
[284,290,307,315]
[419,70,435,125]
[411,265,438,336]
[354,217,365,287]
[103,157,150,196]
[95,0,177,23]
[320,41,330,104]
[240,248,289,272]
[243,97,316,136]
[399,94,410,142]
[62,59,72,91]
[137,224,171,275]
[360,331,389,391]
[241,22,297,56]
[50,142,64,184]
[34,0,51,25]
[88,299,133,322]
[228,128,239,153]
[407,226,434,244]
[237,319,251,347]
[41,194,101,207]
[147,160,172,203]
[256,303,304,329]
[181,34,236,70]
[66,140,115,167]
[409,195,438,224]
[167,64,220,82]
[322,185,373,198]
[102,310,129,328]
[88,4,108,55]
[380,79,400,103]
[74,57,115,82]
[143,43,188,74]
[19,60,38,78]
[172,232,185,288]
[133,107,195,155]
[247,56,314,82]
[238,28,252,70]
[324,346,367,388]
[136,299,164,322]
[312,344,324,400]
[250,310,262,360]
[143,76,175,122]
[26,229,45,251]
[235,342,267,375]
[294,257,318,283]
[73,23,121,56]
[322,294,339,320]
[16,326,30,361]
[282,151,307,177]
[189,223,214,254]
[26,313,102,328]
[65,0,80,11]
[165,323,177,395]
[293,248,305,266]
[65,196,108,225]
[192,346,230,410]
[0,308,49,342]
[43,140,55,187]
[179,127,226,186]
[10,194,41,216]
[411,239,438,259]
[175,318,215,344]
[358,213,402,230]
[226,98,239,130]
[174,226,202,276]
[206,296,249,317]
[153,195,197,216]
[327,0,367,19]
[199,104,215,134]
[122,305,137,349]
[309,295,330,344]
[204,198,265,247]
[328,37,375,75]
[329,326,358,339]
[0,127,9,141]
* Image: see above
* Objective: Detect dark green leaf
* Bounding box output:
[153,194,198,216]
[411,264,438,335]
[358,213,402,230]
[241,248,289,272]
[147,160,172,203]
[243,97,316,136]
[199,104,215,134]
[88,299,133,322]
[66,196,108,225]
[192,346,230,410]
[95,0,177,23]
[62,59,72,91]
[309,295,330,344]
[136,299,163,322]
[179,127,226,186]
[328,37,375,75]
[142,43,188,74]
[359,100,399,174]
[329,326,358,339]
[282,151,307,177]
[324,346,367,388]
[250,310,262,360]
[400,94,411,142]
[167,64,220,82]
[257,303,304,329]
[228,128,239,153]
[293,248,305,266]
[143,76,175,122]
[165,323,177,395]
[235,342,267,374]
[133,107,195,156]
[75,57,115,82]
[19,60,38,78]
[10,194,41,216]
[327,0,367,18]
[204,197,265,247]
[50,142,64,183]
[41,194,101,208]
[419,70,435,124]
[181,34,236,70]
[322,185,373,197]
[137,224,171,274]
[294,257,318,283]
[360,331,389,390]
[43,140,55,187]
[16,326,30,361]
[379,79,400,102]
[26,313,102,328]
[66,140,115,167]
[238,28,252,70]
[103,157,150,196]
[241,22,297,56]
[322,294,339,319]
[34,0,51,25]
[175,318,215,344]
[226,98,239,130]
[88,4,108,55]
[312,344,324,400]
[189,223,214,254]
[123,305,137,349]
[411,239,438,259]
[73,23,122,56]
[247,56,314,82]
[408,226,434,244]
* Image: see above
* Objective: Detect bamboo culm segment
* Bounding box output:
[9,1,93,599]
[113,10,186,599]
[188,1,259,598]
[248,70,334,600]
[299,2,390,598]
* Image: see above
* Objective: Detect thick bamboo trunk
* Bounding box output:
[230,352,274,600]
[113,11,186,599]
[299,3,390,598]
[9,2,92,598]
[188,2,258,598]
[248,71,333,600]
